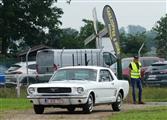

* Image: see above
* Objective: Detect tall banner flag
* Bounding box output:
[103,5,122,79]
[102,5,121,58]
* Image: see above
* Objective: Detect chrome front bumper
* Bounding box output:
[27,95,88,105]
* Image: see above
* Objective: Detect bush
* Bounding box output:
[0,87,27,98]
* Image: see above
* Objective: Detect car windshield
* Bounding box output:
[8,65,21,71]
[142,59,159,67]
[151,64,167,70]
[50,68,97,81]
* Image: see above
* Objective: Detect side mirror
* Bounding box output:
[99,79,102,82]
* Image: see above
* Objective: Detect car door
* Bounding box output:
[95,69,116,103]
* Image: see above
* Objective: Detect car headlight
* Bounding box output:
[28,87,35,94]
[77,87,84,94]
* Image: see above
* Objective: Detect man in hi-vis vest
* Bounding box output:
[129,56,144,104]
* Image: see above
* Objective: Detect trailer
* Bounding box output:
[36,49,116,82]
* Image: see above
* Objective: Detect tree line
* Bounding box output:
[0,0,166,59]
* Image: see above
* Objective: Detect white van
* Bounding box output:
[36,49,116,75]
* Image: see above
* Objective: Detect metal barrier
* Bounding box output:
[0,73,53,98]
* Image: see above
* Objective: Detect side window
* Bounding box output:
[99,69,114,82]
[103,52,116,66]
[28,64,36,70]
[122,59,132,69]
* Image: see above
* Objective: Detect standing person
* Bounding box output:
[129,56,144,104]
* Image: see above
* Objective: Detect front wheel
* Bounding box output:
[83,94,94,114]
[112,92,122,111]
[33,105,44,114]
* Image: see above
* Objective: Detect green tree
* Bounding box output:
[145,30,157,54]
[119,30,128,57]
[45,28,62,49]
[153,14,167,58]
[120,32,147,57]
[127,25,146,35]
[59,28,81,49]
[119,26,148,57]
[0,0,63,54]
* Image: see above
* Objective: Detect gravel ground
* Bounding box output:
[1,103,166,120]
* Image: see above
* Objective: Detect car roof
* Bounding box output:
[59,66,109,70]
[13,61,36,66]
[122,56,159,61]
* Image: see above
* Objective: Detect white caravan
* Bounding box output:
[36,49,116,76]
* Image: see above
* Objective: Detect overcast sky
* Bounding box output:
[55,0,167,31]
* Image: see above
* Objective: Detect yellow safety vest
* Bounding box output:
[130,61,142,79]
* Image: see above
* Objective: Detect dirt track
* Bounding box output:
[1,103,164,120]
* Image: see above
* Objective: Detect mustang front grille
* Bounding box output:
[37,87,71,93]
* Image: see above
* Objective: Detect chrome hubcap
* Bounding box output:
[88,95,93,111]
[117,94,122,108]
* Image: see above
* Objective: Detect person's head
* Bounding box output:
[133,55,139,63]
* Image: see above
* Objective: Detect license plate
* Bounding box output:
[149,75,156,78]
[45,99,64,104]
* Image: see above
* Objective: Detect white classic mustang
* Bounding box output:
[27,66,129,114]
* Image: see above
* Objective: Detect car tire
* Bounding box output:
[67,106,76,112]
[83,94,94,114]
[112,92,122,111]
[33,105,44,114]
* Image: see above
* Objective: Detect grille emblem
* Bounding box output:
[50,88,58,92]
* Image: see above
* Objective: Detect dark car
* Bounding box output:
[144,61,167,86]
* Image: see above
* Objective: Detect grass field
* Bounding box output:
[1,86,167,100]
[0,87,167,120]
[108,106,167,120]
[126,87,167,102]
[143,87,167,102]
[1,99,167,120]
[109,87,167,120]
[0,86,167,111]
[0,98,31,111]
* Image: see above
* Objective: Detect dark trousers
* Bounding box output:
[131,78,142,103]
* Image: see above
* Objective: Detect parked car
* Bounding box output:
[143,61,167,86]
[5,61,37,86]
[0,65,7,87]
[27,66,129,114]
[110,56,163,80]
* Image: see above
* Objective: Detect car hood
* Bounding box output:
[29,80,96,88]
